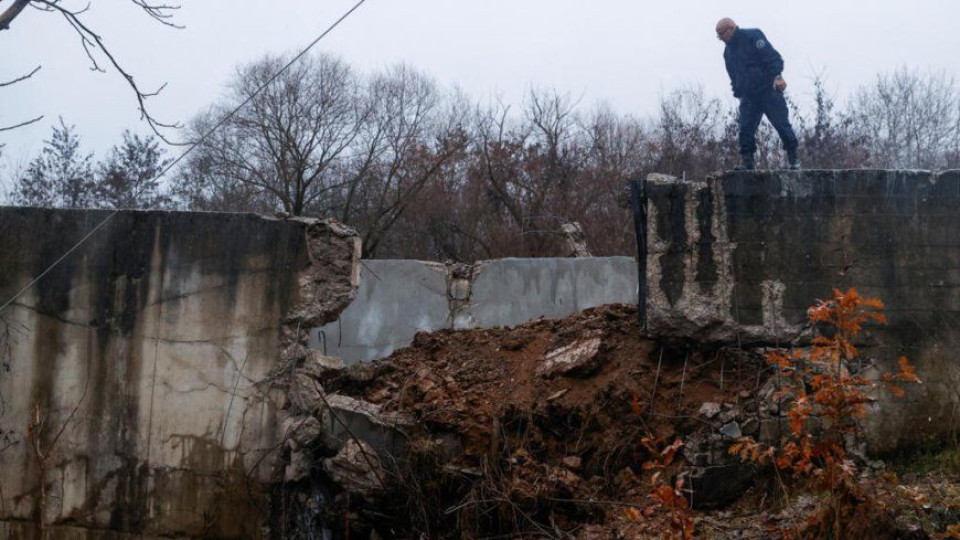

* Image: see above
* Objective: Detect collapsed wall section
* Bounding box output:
[644,169,960,452]
[315,257,639,363]
[0,208,359,539]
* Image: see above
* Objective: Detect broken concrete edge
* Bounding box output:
[643,173,807,345]
[255,216,426,506]
[283,217,363,329]
[227,215,370,488]
[560,221,592,257]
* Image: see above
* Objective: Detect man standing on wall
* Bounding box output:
[716,18,800,170]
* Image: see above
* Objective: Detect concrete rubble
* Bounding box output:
[561,221,592,257]
[322,439,385,499]
[537,335,603,377]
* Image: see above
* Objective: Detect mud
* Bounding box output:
[307,303,960,539]
[321,304,767,537]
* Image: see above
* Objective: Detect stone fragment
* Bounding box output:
[561,456,582,471]
[321,394,413,456]
[719,408,740,424]
[288,372,323,415]
[759,418,789,443]
[741,417,760,436]
[285,448,312,482]
[548,465,582,490]
[719,421,742,439]
[323,439,385,498]
[283,415,323,449]
[698,402,722,419]
[282,342,310,363]
[303,349,345,375]
[537,337,603,378]
[561,221,592,258]
[449,278,471,301]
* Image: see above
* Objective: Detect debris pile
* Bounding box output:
[312,305,767,537]
[276,304,960,538]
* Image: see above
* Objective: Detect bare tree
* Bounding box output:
[576,105,648,255]
[650,86,729,177]
[170,113,279,214]
[466,90,583,257]
[0,0,180,138]
[173,58,469,257]
[178,53,365,215]
[334,64,468,256]
[848,68,960,169]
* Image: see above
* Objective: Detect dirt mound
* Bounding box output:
[303,303,960,539]
[324,304,765,537]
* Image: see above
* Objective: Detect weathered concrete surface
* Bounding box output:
[313,260,450,362]
[0,207,359,539]
[644,170,960,452]
[467,258,638,329]
[316,257,638,364]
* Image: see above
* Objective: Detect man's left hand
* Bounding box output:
[774,76,787,93]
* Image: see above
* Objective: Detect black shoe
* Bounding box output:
[787,152,801,170]
[733,160,755,171]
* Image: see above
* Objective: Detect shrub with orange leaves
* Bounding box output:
[624,436,694,539]
[730,288,922,538]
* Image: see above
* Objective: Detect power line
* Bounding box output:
[0,0,370,317]
[0,209,119,314]
[158,0,370,180]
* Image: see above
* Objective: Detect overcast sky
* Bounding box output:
[2,0,959,170]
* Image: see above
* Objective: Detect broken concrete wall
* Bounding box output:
[315,257,639,363]
[644,169,960,452]
[0,207,359,539]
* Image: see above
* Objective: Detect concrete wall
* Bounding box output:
[0,208,359,539]
[316,257,639,363]
[644,170,960,452]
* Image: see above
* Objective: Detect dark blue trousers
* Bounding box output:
[739,88,799,158]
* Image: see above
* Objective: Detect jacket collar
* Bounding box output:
[728,28,745,45]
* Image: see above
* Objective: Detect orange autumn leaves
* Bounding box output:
[624,436,694,539]
[732,288,921,490]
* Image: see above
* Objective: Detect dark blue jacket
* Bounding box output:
[723,28,784,98]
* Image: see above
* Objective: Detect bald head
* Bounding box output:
[716,18,737,43]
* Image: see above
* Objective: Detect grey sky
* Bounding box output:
[2,0,959,169]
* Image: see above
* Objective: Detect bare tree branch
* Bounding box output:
[0,115,44,132]
[0,65,43,131]
[0,1,181,138]
[0,0,31,31]
[0,64,40,88]
[31,0,180,141]
[129,0,182,29]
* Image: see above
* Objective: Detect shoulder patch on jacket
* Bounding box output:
[756,39,767,49]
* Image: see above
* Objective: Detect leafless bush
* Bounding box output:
[848,68,960,169]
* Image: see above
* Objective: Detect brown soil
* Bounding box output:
[327,304,765,537]
[323,304,960,539]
